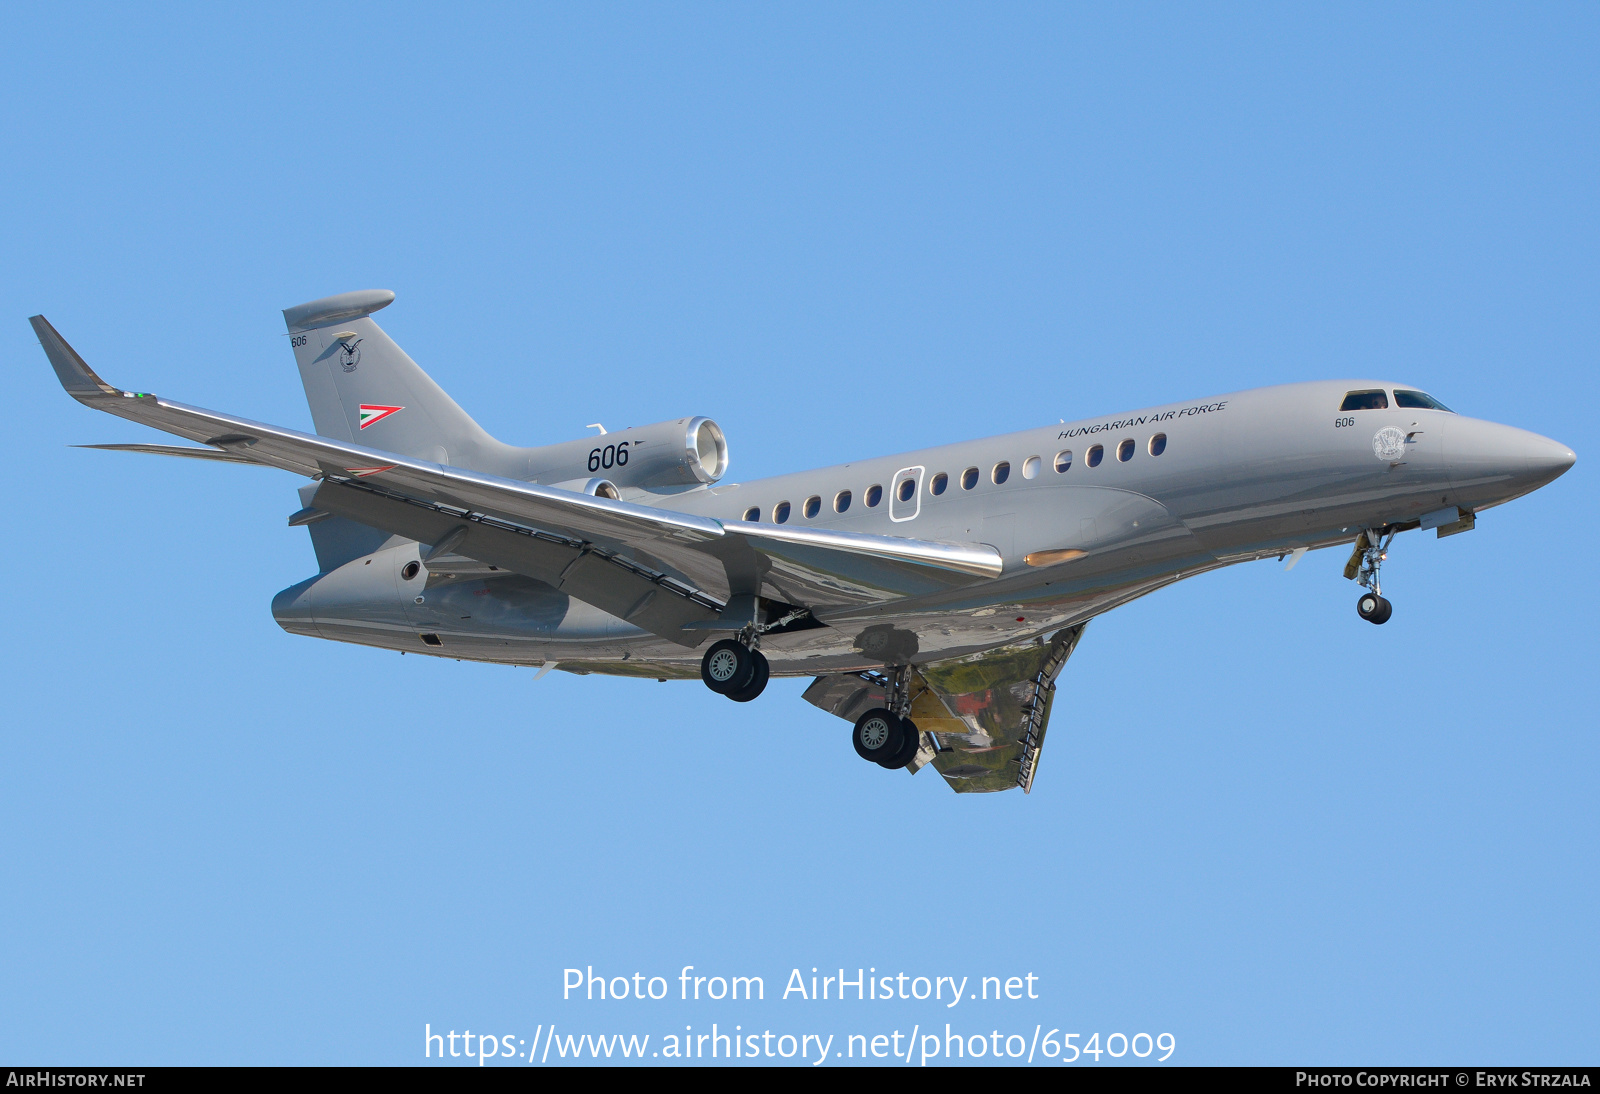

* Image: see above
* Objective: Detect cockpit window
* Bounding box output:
[1394,389,1453,412]
[1339,389,1389,411]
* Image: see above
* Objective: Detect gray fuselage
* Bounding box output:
[272,378,1574,677]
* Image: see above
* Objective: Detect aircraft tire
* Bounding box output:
[700,639,754,694]
[878,716,922,770]
[852,708,904,764]
[1356,593,1393,625]
[725,650,770,703]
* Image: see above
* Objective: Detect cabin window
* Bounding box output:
[896,478,916,502]
[1117,438,1135,462]
[834,490,851,513]
[929,472,948,495]
[1087,444,1104,467]
[992,461,1011,484]
[1340,389,1389,411]
[1022,455,1041,479]
[1394,389,1453,412]
[742,506,760,522]
[774,501,791,523]
[1148,433,1167,456]
[961,467,979,490]
[1054,450,1072,472]
[803,495,821,518]
[865,484,883,507]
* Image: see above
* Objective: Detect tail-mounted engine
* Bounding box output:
[529,417,728,494]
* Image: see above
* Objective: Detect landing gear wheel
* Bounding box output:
[725,650,770,702]
[878,716,921,770]
[1357,592,1393,625]
[700,639,754,694]
[852,708,904,764]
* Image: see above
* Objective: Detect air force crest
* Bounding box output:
[338,337,362,373]
[1372,426,1408,462]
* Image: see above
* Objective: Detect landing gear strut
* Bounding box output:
[1351,529,1395,625]
[851,666,923,771]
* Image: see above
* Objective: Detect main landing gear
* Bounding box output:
[699,604,812,703]
[850,667,923,771]
[852,708,922,770]
[699,637,770,703]
[1351,528,1396,625]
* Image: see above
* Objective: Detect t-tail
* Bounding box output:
[284,290,524,476]
[282,290,727,496]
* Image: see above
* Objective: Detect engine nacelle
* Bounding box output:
[524,417,728,492]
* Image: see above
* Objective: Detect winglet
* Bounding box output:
[30,315,122,400]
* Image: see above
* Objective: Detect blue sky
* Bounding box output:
[1,3,1594,1066]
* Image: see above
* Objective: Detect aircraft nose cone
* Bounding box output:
[1525,434,1577,487]
[1450,418,1575,501]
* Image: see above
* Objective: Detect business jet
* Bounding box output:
[33,291,1574,793]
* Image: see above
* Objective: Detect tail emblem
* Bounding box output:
[358,404,404,429]
[338,338,362,372]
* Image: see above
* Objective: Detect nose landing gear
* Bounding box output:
[1347,528,1396,625]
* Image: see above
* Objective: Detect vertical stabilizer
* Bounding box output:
[284,290,516,473]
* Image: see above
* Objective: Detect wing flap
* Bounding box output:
[919,624,1086,793]
[803,624,1088,794]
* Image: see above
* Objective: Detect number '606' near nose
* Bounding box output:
[34,291,1574,794]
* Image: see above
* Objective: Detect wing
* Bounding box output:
[803,624,1087,793]
[35,316,1002,645]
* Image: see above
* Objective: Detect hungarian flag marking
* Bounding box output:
[358,404,404,429]
[344,465,397,478]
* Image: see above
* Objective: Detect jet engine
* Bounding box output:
[526,416,728,494]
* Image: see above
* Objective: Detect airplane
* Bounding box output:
[33,290,1575,794]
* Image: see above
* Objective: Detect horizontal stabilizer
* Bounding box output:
[281,290,395,332]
